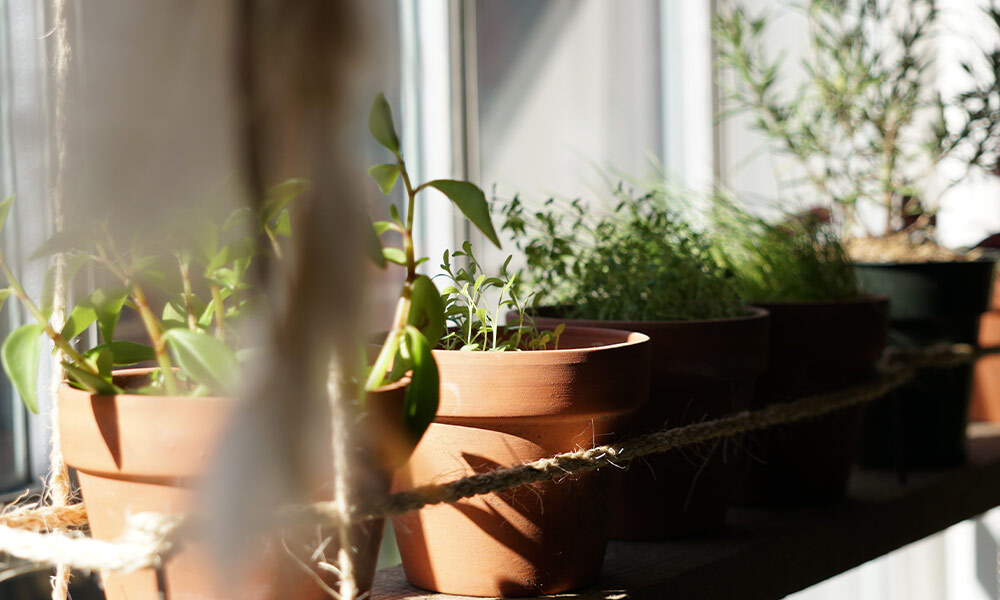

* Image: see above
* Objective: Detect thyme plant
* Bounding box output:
[711,198,858,303]
[0,179,304,411]
[502,186,745,322]
[363,94,502,438]
[714,0,1000,240]
[438,241,563,352]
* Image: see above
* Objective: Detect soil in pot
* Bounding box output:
[737,297,889,506]
[530,309,769,540]
[855,259,995,468]
[391,326,651,597]
[972,277,1000,421]
[58,369,411,600]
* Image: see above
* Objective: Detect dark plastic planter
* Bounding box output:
[855,259,995,469]
[738,297,888,506]
[526,308,770,540]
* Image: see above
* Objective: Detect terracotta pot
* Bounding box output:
[392,326,651,597]
[58,369,409,600]
[738,297,889,506]
[855,259,995,468]
[530,309,769,540]
[972,277,1000,421]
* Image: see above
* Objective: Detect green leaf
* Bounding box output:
[39,265,57,319]
[164,328,239,395]
[0,288,12,313]
[383,247,407,266]
[366,217,386,268]
[0,196,13,233]
[1,323,43,412]
[29,226,94,260]
[426,180,501,248]
[368,93,400,153]
[60,302,96,342]
[402,326,439,442]
[407,275,445,345]
[261,178,309,228]
[275,210,292,237]
[368,164,401,195]
[84,341,156,366]
[63,361,119,395]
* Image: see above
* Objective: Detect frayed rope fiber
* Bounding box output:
[0,343,994,572]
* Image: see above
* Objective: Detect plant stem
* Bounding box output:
[95,235,179,395]
[211,285,226,341]
[0,251,93,370]
[264,225,284,259]
[130,282,179,396]
[178,255,198,331]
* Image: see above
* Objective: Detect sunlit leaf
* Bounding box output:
[84,341,156,366]
[383,247,407,266]
[426,180,501,248]
[402,326,439,442]
[367,216,386,268]
[368,93,400,153]
[164,328,239,395]
[407,275,445,345]
[63,361,119,395]
[1,323,42,412]
[369,164,401,195]
[0,196,13,233]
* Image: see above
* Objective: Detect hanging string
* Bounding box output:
[45,0,73,597]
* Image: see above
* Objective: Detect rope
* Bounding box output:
[45,0,73,596]
[0,343,991,573]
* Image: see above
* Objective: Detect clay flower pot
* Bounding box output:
[58,368,409,600]
[391,326,651,597]
[530,308,769,540]
[972,277,1000,421]
[738,297,889,506]
[855,259,995,468]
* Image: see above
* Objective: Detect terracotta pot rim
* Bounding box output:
[431,325,649,357]
[751,294,889,309]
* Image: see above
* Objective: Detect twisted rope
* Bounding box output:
[0,343,993,573]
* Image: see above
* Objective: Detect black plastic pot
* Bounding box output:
[855,259,995,469]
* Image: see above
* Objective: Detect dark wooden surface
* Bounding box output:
[373,423,1000,600]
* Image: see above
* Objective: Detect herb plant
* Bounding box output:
[438,241,563,352]
[363,94,502,438]
[0,180,305,411]
[502,186,745,322]
[714,0,1000,241]
[710,198,858,303]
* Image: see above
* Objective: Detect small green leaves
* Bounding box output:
[401,325,439,442]
[85,341,156,366]
[369,164,401,195]
[164,328,239,395]
[64,360,119,395]
[260,178,309,230]
[0,196,13,233]
[365,216,386,268]
[1,323,42,412]
[383,247,407,266]
[62,287,130,343]
[426,180,501,248]
[369,93,400,153]
[407,275,445,345]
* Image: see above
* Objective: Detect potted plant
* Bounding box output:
[0,92,461,599]
[711,200,888,505]
[0,183,384,599]
[973,235,1000,421]
[715,0,998,468]
[388,242,651,597]
[501,187,769,540]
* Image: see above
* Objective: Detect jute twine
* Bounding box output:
[1,342,993,574]
[42,0,73,596]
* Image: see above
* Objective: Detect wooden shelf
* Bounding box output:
[373,423,1000,599]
